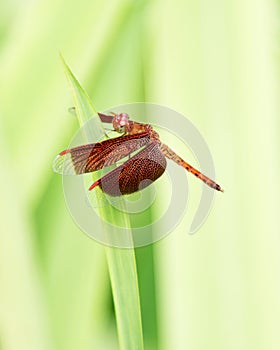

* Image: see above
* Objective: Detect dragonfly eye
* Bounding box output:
[113,113,129,133]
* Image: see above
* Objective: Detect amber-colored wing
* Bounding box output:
[53,132,150,175]
[89,142,167,196]
[98,112,114,123]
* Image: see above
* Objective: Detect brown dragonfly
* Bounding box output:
[53,112,223,196]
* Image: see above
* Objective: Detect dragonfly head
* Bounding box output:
[112,113,130,133]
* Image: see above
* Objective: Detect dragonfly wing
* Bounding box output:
[98,112,114,123]
[90,142,167,196]
[53,132,150,175]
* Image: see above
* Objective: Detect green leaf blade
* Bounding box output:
[61,56,144,350]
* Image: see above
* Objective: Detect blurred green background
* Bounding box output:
[1,0,280,349]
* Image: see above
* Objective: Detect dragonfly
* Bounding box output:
[53,112,224,197]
